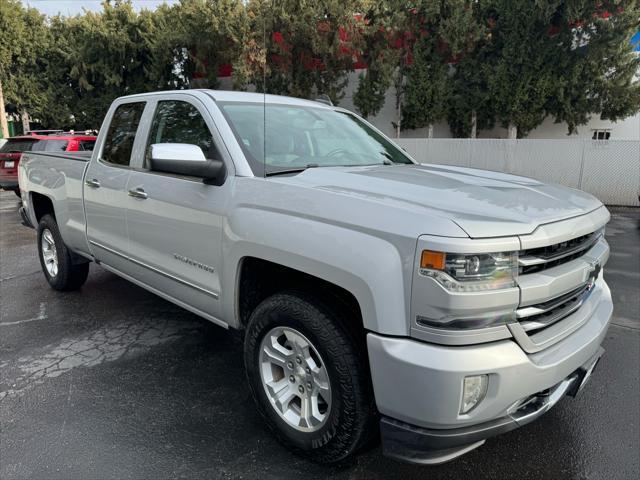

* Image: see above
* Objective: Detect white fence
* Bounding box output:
[394,139,640,206]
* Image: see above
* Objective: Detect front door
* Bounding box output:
[85,101,146,271]
[124,98,229,321]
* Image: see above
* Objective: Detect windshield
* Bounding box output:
[218,102,413,176]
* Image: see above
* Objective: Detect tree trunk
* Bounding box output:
[0,81,8,139]
[20,109,30,134]
[427,124,434,138]
[507,122,517,139]
[470,110,477,139]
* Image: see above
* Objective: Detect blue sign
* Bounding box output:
[632,31,640,51]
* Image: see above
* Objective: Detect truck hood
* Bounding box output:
[277,163,603,238]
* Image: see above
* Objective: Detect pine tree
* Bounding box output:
[544,0,640,134]
[0,0,52,128]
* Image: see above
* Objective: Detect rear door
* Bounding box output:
[85,101,146,271]
[124,96,231,321]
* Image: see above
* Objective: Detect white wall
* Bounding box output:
[338,70,640,141]
[478,112,640,140]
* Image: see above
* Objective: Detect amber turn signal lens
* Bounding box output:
[421,250,446,270]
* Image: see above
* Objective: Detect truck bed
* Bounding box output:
[19,151,92,256]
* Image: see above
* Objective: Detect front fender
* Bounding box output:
[221,206,416,336]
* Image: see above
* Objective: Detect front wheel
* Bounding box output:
[37,214,89,291]
[244,291,376,463]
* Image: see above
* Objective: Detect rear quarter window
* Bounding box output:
[0,139,37,153]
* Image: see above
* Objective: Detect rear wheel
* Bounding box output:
[37,214,89,291]
[244,291,376,463]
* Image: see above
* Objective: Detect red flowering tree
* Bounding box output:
[246,0,364,104]
[354,1,483,136]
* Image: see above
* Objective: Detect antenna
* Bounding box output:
[315,94,333,106]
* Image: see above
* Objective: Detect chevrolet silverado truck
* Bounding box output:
[18,90,612,465]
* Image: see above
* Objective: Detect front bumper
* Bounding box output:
[368,278,612,464]
[380,348,603,464]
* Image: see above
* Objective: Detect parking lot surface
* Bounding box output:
[1,190,638,479]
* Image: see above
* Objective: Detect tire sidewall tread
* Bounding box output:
[37,214,88,291]
[244,290,375,464]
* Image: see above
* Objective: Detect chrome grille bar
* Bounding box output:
[518,230,602,274]
[516,282,594,333]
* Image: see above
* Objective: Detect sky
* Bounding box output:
[22,0,179,17]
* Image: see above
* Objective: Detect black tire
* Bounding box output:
[37,214,89,291]
[244,291,377,464]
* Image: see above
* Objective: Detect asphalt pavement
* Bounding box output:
[1,190,638,479]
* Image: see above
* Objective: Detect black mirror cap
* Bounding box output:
[150,157,226,186]
[202,159,226,186]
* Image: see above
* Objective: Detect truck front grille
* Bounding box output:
[515,282,594,334]
[518,230,602,274]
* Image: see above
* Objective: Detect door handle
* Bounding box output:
[85,178,101,188]
[128,187,148,199]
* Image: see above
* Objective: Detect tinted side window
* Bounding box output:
[0,139,36,153]
[146,100,219,168]
[102,102,145,166]
[79,140,96,151]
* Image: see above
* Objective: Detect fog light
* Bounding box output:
[460,375,488,414]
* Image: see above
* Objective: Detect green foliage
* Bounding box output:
[1,0,638,134]
[401,38,450,130]
[457,0,640,137]
[542,0,640,133]
[0,0,52,120]
[51,1,157,126]
[355,1,486,132]
[146,0,249,90]
[352,1,408,118]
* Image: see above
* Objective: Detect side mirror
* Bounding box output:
[149,143,226,185]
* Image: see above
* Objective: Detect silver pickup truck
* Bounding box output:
[18,90,612,465]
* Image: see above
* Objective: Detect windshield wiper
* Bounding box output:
[265,164,319,177]
[379,152,394,164]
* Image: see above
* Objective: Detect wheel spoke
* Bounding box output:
[283,329,301,351]
[271,382,295,412]
[310,394,326,423]
[299,395,313,428]
[43,230,54,246]
[263,341,290,369]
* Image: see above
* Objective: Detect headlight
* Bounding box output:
[419,250,518,292]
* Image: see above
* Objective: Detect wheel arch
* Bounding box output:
[30,191,56,223]
[223,239,408,337]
